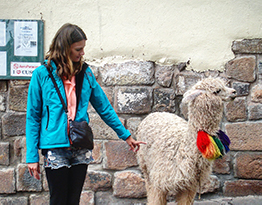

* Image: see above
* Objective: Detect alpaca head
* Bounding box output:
[182,77,236,135]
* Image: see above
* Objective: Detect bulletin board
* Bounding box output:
[0,19,44,79]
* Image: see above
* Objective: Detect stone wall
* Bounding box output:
[0,39,262,204]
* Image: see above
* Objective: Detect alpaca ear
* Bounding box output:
[182,90,205,104]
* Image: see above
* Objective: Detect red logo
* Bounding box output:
[13,63,19,69]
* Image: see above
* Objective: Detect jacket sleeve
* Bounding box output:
[26,68,42,163]
[88,70,131,141]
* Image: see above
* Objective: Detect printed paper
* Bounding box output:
[14,21,38,56]
[0,51,6,75]
[0,22,6,46]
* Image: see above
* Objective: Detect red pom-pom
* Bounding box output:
[197,131,211,153]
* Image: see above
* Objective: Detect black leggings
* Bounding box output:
[45,164,88,205]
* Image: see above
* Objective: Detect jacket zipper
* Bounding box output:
[46,105,50,130]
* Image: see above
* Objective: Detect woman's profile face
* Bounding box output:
[69,40,86,62]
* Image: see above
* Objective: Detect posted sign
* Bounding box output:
[0,19,44,79]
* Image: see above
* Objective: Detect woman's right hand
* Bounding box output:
[28,162,40,180]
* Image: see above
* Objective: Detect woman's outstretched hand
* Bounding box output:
[125,136,146,152]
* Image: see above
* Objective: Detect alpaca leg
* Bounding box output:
[147,186,167,205]
[140,163,151,196]
[176,190,196,205]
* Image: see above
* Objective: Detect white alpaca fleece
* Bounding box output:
[136,77,236,205]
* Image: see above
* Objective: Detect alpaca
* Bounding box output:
[136,77,236,205]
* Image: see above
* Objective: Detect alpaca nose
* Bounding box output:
[231,89,237,99]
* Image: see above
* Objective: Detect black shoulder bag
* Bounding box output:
[45,64,94,150]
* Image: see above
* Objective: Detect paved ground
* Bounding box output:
[167,195,262,205]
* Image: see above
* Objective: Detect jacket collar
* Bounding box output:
[44,60,88,111]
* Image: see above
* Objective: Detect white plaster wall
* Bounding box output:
[1,0,262,71]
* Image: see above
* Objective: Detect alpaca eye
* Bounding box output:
[214,89,221,94]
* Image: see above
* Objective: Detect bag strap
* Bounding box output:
[45,64,68,114]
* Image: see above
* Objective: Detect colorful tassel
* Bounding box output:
[196,130,231,160]
[212,136,225,155]
[196,131,211,153]
[217,130,231,153]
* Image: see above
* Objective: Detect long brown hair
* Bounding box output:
[45,23,87,80]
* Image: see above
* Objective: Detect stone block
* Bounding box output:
[177,62,189,72]
[232,82,250,96]
[0,168,15,194]
[173,73,202,95]
[0,118,2,139]
[83,170,112,191]
[234,152,262,179]
[193,196,262,205]
[251,84,262,103]
[16,137,33,164]
[126,117,142,139]
[258,55,262,75]
[225,56,256,82]
[95,191,147,205]
[0,142,9,165]
[87,103,95,113]
[231,196,262,205]
[0,196,27,204]
[224,180,262,197]
[89,113,119,140]
[155,64,175,87]
[2,112,26,137]
[30,194,49,205]
[224,97,247,122]
[99,61,154,86]
[10,80,30,86]
[21,137,27,163]
[203,70,220,78]
[101,86,114,105]
[180,98,188,120]
[0,81,7,92]
[80,190,95,205]
[212,154,231,174]
[113,170,146,198]
[14,137,22,157]
[197,175,220,194]
[249,102,262,120]
[39,152,44,165]
[115,87,152,114]
[42,170,49,192]
[104,140,138,170]
[0,94,6,111]
[17,164,42,192]
[232,39,262,54]
[9,86,28,112]
[175,95,184,117]
[89,65,99,79]
[225,122,262,150]
[153,88,176,113]
[92,140,103,164]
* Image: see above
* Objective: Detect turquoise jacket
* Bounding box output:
[26,60,131,163]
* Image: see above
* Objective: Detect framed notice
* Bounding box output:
[0,19,44,79]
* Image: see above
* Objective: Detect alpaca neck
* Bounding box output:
[188,105,223,136]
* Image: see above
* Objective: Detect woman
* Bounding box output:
[26,23,145,205]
